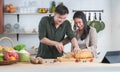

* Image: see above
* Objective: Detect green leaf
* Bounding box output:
[14,44,26,51]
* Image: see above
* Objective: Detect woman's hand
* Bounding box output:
[72,46,80,53]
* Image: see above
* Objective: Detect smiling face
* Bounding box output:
[74,18,84,30]
[54,13,68,25]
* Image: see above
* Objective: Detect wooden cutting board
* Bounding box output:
[57,57,76,62]
[57,57,93,62]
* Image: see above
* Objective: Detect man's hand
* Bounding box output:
[40,37,64,53]
[55,42,64,53]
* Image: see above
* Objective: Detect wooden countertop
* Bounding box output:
[0,59,120,72]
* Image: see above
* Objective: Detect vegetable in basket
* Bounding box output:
[0,53,4,61]
[17,50,30,62]
[14,44,26,51]
[14,44,30,62]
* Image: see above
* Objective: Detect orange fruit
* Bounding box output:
[9,56,16,60]
[6,6,10,12]
[8,4,14,9]
[9,8,16,13]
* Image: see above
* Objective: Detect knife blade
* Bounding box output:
[63,51,67,55]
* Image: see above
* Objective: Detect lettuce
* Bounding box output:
[14,44,26,51]
[18,50,30,62]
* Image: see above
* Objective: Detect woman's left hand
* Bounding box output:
[72,46,80,53]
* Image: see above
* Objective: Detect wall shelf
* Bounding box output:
[3,32,38,41]
[4,11,53,41]
[3,32,38,35]
[4,12,53,15]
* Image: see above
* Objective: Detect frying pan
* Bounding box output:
[89,13,102,33]
[99,13,105,31]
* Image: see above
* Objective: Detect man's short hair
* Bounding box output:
[55,4,69,15]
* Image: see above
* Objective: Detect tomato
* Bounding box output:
[53,59,57,63]
[75,59,80,62]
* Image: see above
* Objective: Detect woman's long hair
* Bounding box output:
[73,11,90,40]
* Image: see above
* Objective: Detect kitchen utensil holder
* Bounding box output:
[73,9,104,13]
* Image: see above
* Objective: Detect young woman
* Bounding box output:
[73,11,97,57]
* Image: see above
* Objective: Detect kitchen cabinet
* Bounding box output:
[0,0,4,33]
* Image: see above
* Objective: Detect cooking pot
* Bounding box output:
[89,13,102,33]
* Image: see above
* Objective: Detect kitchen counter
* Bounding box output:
[0,59,120,72]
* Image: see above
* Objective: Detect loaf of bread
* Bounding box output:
[58,49,93,62]
[75,49,93,59]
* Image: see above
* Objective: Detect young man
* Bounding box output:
[37,4,80,59]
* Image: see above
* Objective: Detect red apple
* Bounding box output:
[4,52,10,60]
[4,52,19,60]
[8,52,19,60]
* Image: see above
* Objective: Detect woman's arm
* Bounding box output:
[87,27,97,57]
[61,37,70,45]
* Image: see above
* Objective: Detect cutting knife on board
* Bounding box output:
[62,51,68,55]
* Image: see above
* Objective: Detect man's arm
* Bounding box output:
[40,37,64,53]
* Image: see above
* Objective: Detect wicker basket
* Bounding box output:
[0,37,17,65]
[0,60,17,65]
